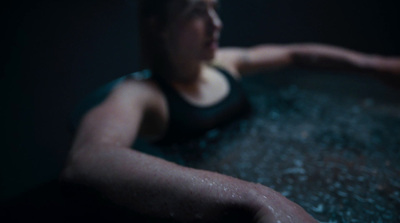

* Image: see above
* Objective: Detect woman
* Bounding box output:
[62,0,400,222]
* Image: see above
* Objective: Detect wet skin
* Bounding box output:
[62,0,400,222]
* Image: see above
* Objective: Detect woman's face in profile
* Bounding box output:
[162,0,223,62]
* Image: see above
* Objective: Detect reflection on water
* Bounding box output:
[139,70,400,222]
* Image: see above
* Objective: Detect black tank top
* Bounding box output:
[70,67,251,146]
[153,66,251,146]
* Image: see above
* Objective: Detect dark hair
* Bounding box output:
[135,0,174,68]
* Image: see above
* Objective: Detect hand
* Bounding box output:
[245,184,319,223]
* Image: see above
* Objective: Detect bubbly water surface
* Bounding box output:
[140,70,400,222]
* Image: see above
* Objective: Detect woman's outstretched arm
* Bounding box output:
[214,43,400,86]
[61,80,317,223]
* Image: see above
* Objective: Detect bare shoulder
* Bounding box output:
[211,47,247,78]
[110,77,168,124]
[114,76,164,107]
[74,76,167,147]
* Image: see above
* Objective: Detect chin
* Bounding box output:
[202,50,217,61]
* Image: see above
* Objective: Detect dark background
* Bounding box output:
[1,0,399,202]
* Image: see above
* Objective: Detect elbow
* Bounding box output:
[287,44,320,68]
[59,155,80,184]
[59,147,89,184]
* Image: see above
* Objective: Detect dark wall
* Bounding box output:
[1,0,399,201]
[220,0,400,53]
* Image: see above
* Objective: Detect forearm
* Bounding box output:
[288,43,387,74]
[228,43,399,81]
[235,43,369,74]
[61,144,258,222]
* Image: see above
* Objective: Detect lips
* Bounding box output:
[205,39,218,47]
[205,35,219,50]
[205,33,219,48]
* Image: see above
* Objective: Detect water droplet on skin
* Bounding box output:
[268,206,274,213]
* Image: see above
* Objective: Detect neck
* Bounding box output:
[173,60,203,84]
[152,56,205,85]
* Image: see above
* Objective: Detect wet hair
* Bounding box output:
[136,0,178,69]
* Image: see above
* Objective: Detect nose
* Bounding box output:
[207,8,223,32]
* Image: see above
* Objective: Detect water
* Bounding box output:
[139,71,400,222]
